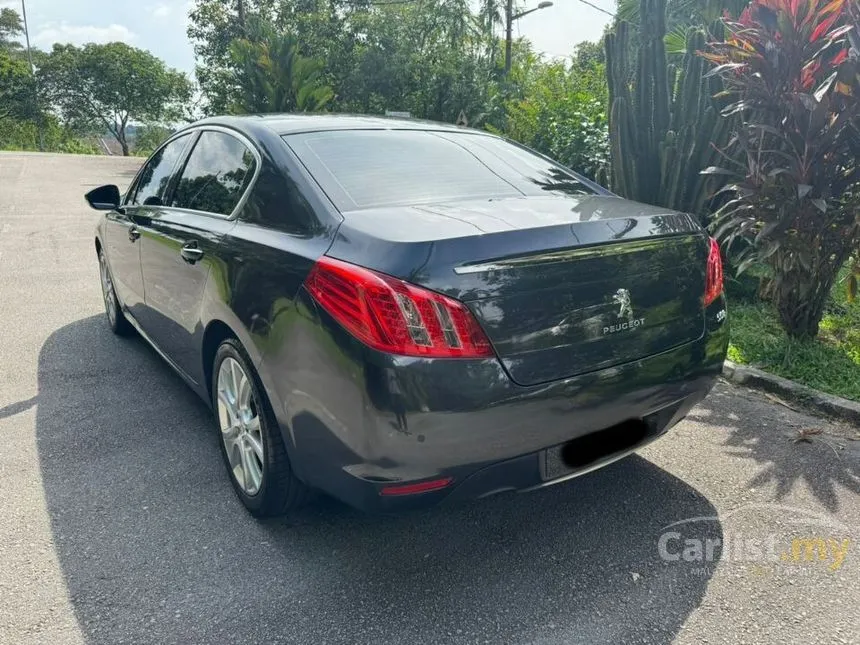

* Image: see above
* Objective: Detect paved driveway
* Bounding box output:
[0,152,858,645]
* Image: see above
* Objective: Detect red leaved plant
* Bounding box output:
[702,0,860,338]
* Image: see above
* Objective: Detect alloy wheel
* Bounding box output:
[217,357,265,495]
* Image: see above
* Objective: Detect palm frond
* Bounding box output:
[664,24,690,55]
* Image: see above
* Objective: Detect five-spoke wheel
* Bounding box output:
[212,339,308,516]
[217,356,265,495]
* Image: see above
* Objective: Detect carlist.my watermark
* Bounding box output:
[656,504,854,575]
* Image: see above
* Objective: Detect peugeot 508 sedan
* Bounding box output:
[86,114,728,517]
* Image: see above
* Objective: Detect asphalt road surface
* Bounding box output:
[1,152,858,645]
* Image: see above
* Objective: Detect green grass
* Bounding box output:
[726,269,860,402]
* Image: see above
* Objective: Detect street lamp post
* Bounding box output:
[20,0,43,151]
[504,0,553,77]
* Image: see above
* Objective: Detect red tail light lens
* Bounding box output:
[704,237,724,307]
[304,256,494,358]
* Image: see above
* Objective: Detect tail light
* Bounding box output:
[704,237,724,307]
[304,256,494,358]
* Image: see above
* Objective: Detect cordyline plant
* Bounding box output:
[702,0,860,339]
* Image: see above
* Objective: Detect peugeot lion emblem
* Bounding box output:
[604,288,646,336]
[613,288,632,319]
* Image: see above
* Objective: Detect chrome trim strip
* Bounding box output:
[453,236,694,275]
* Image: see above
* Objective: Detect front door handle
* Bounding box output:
[128,226,140,242]
[180,242,204,264]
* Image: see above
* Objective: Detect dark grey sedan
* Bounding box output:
[86,114,728,517]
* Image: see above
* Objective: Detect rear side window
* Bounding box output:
[286,130,522,211]
[130,134,190,206]
[285,130,595,212]
[171,131,257,216]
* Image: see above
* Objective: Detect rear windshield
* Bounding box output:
[284,129,596,212]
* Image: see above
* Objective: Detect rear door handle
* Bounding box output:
[128,226,140,242]
[180,242,204,264]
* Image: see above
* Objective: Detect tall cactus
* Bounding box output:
[605,0,730,217]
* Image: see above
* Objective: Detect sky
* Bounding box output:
[2,0,615,75]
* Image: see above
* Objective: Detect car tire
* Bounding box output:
[212,339,309,517]
[98,248,134,336]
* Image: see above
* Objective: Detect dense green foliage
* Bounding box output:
[228,15,333,114]
[188,0,496,123]
[704,0,860,339]
[617,0,749,28]
[494,51,609,181]
[187,0,609,178]
[0,8,35,125]
[0,8,23,52]
[0,114,98,153]
[0,48,33,122]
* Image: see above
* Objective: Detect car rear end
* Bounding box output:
[270,127,728,511]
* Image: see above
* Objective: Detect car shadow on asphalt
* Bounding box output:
[686,385,859,514]
[36,315,722,644]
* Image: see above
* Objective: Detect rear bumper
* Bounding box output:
[265,291,729,512]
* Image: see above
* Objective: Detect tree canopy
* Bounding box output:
[189,0,503,124]
[37,42,192,155]
[186,0,610,179]
[0,7,24,52]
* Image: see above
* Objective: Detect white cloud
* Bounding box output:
[33,22,136,47]
[152,4,171,19]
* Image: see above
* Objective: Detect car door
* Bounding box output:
[104,133,194,320]
[135,128,260,384]
[100,135,186,316]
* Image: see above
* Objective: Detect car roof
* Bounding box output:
[191,113,470,137]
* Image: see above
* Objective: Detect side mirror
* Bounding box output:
[85,184,121,211]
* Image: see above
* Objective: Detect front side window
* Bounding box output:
[130,134,190,206]
[171,131,257,216]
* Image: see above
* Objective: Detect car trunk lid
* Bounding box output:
[325,195,709,386]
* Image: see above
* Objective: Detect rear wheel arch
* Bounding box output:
[200,316,287,444]
[202,320,239,401]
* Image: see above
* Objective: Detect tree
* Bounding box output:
[228,16,333,113]
[0,8,35,123]
[188,0,497,122]
[38,42,192,155]
[0,7,23,52]
[189,0,264,113]
[0,49,33,122]
[703,0,860,339]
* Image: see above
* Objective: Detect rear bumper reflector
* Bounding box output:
[379,477,454,496]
